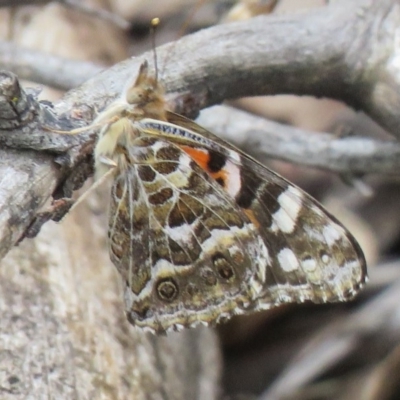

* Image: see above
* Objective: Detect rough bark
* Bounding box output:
[0,197,221,399]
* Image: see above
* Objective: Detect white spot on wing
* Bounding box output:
[224,160,241,197]
[301,258,317,272]
[227,149,241,162]
[323,223,343,246]
[177,153,193,169]
[278,248,300,272]
[301,258,323,284]
[271,187,303,233]
[303,226,325,242]
[166,153,192,187]
[322,254,330,264]
[151,140,168,153]
[270,209,295,233]
[164,223,193,244]
[152,258,192,277]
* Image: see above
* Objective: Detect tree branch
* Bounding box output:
[56,0,400,137]
[2,0,399,137]
[197,105,400,175]
[0,0,130,29]
[1,0,400,266]
[0,40,102,90]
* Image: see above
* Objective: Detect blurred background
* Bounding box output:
[1,1,399,399]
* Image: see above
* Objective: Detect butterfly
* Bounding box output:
[70,60,367,334]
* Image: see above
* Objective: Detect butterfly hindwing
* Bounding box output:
[108,133,270,333]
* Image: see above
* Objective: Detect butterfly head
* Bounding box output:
[124,60,167,121]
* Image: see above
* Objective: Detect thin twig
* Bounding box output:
[0,40,102,90]
[197,106,400,175]
[60,0,130,30]
[0,0,131,30]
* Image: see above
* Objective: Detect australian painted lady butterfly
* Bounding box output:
[66,60,367,334]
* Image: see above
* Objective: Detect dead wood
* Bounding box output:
[0,197,221,399]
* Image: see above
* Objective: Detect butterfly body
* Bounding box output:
[93,61,366,334]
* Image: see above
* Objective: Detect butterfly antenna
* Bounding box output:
[150,17,160,83]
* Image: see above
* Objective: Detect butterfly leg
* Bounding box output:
[66,160,117,215]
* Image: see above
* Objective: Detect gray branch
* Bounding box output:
[197,105,400,175]
[1,0,400,138]
[1,0,400,263]
[0,0,130,29]
[0,40,102,90]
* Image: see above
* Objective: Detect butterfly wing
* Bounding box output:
[108,134,270,333]
[234,156,366,308]
[161,112,367,305]
[108,113,366,333]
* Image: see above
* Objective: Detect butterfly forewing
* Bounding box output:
[237,158,366,308]
[137,113,367,311]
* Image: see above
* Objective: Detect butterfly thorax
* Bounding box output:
[94,61,168,178]
[94,118,139,178]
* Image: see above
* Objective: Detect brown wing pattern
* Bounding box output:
[92,63,366,334]
[107,117,366,333]
[236,157,366,308]
[108,135,270,333]
[146,114,367,310]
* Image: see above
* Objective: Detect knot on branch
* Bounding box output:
[0,70,97,165]
[0,71,41,129]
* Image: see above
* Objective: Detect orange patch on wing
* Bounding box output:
[243,209,260,229]
[179,145,209,169]
[179,145,228,186]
